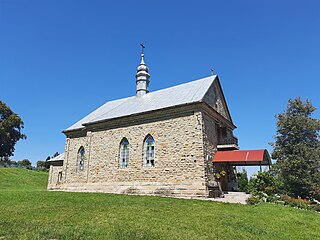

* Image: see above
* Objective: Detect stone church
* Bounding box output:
[48,46,270,197]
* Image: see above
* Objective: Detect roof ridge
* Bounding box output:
[103,75,214,105]
[65,75,215,132]
[192,75,216,101]
[147,75,213,96]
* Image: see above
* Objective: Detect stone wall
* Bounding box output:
[52,106,208,197]
[48,165,63,189]
[201,111,219,187]
[201,106,237,188]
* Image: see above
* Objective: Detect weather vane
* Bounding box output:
[211,67,214,76]
[140,42,145,54]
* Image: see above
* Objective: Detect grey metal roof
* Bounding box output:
[65,75,216,132]
[47,153,64,162]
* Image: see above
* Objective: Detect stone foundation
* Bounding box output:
[49,181,206,197]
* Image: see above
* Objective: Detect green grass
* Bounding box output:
[0,168,319,239]
[0,167,48,191]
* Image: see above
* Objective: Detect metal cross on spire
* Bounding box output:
[136,42,150,96]
[140,42,145,55]
[211,67,214,76]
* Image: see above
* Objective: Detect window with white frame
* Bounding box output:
[119,138,129,168]
[78,146,85,171]
[144,135,155,167]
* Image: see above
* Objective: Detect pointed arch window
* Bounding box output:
[144,135,155,167]
[120,138,129,168]
[77,146,85,171]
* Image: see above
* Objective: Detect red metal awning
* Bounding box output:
[213,149,271,166]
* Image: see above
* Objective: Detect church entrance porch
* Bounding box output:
[212,149,272,193]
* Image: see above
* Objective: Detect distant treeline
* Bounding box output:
[0,158,34,170]
[0,151,59,171]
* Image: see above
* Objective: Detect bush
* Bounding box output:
[313,204,320,212]
[237,169,249,192]
[36,160,50,171]
[246,196,261,205]
[246,171,320,212]
[248,171,282,196]
[280,194,312,209]
[266,194,281,203]
[310,187,320,201]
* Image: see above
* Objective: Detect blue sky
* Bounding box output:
[1,1,319,175]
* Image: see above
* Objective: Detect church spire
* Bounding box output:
[136,43,150,97]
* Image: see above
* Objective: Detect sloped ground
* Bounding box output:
[0,167,48,191]
[0,168,319,240]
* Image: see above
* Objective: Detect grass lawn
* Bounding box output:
[0,168,319,239]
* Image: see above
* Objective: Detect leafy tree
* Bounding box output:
[9,160,18,167]
[0,156,10,163]
[271,97,320,198]
[0,156,10,167]
[248,171,282,196]
[237,169,249,192]
[36,160,49,171]
[0,101,26,159]
[18,159,32,169]
[0,157,19,168]
[37,160,45,168]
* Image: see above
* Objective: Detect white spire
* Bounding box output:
[136,43,150,97]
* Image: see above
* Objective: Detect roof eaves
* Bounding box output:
[63,126,85,134]
[201,101,236,129]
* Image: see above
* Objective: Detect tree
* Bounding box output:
[36,160,49,171]
[0,101,26,159]
[18,159,32,169]
[9,160,18,168]
[271,97,320,198]
[0,156,10,167]
[237,169,249,192]
[248,171,282,196]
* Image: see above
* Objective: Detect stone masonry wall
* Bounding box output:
[48,165,63,189]
[53,109,208,197]
[201,108,236,188]
[201,111,219,187]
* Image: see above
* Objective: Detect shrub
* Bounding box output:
[281,194,294,205]
[237,169,249,192]
[310,187,320,201]
[246,196,261,205]
[279,194,313,210]
[266,194,281,203]
[289,199,300,208]
[313,204,320,212]
[248,171,282,196]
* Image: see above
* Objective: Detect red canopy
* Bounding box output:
[213,149,271,166]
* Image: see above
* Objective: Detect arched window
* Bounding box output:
[77,146,85,171]
[119,138,129,168]
[144,135,155,167]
